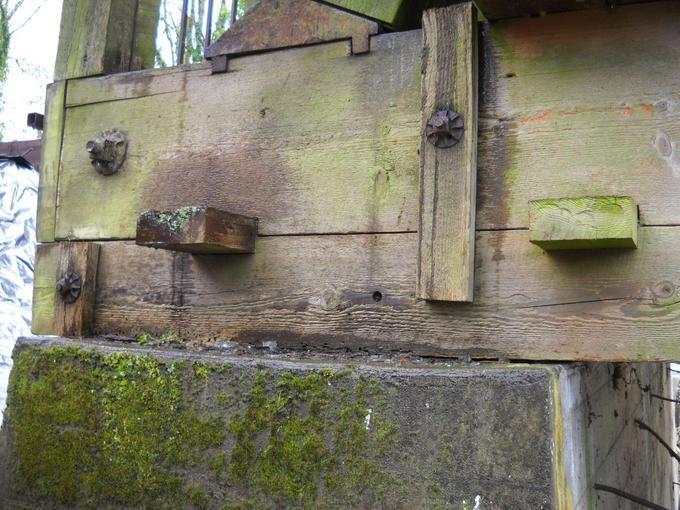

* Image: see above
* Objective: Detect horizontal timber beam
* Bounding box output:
[51,2,680,243]
[32,226,680,361]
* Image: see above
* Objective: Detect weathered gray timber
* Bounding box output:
[32,224,680,360]
[0,337,673,508]
[418,3,478,302]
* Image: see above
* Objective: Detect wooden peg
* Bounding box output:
[136,206,257,254]
[529,196,638,250]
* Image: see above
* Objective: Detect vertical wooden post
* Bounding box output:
[417,2,478,302]
[36,81,66,242]
[54,0,160,80]
[52,243,100,337]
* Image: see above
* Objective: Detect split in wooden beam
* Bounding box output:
[136,206,257,254]
[529,196,638,250]
[47,242,100,337]
[417,2,479,302]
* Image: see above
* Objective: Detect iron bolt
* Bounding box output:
[426,110,464,148]
[56,271,82,304]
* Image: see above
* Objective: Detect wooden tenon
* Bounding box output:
[529,196,638,250]
[136,207,257,254]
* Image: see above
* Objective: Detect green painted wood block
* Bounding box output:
[529,196,638,250]
[321,0,410,28]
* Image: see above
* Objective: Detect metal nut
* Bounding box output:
[426,110,464,148]
[86,129,127,176]
[56,271,82,304]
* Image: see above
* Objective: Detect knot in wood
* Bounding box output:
[426,110,464,148]
[86,129,127,176]
[56,270,82,304]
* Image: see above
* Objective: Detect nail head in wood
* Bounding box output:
[529,196,638,250]
[136,206,257,254]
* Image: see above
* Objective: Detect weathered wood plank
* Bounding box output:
[56,32,421,240]
[29,226,680,360]
[417,3,478,302]
[36,81,66,242]
[54,0,159,80]
[131,0,161,70]
[32,244,60,334]
[205,0,379,60]
[55,242,100,336]
[57,2,680,241]
[529,196,638,250]
[320,0,411,28]
[136,206,257,253]
[33,243,100,336]
[477,0,680,230]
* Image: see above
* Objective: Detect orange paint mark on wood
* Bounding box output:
[519,110,554,126]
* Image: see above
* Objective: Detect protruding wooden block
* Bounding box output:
[529,196,638,250]
[136,207,257,254]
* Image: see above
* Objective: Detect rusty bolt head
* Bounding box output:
[426,110,464,148]
[86,129,127,176]
[56,271,82,304]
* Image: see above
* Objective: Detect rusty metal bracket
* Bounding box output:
[86,129,127,176]
[426,110,464,149]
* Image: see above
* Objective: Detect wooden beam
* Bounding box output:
[319,0,411,28]
[205,0,379,61]
[54,0,159,80]
[417,2,478,302]
[57,32,421,240]
[136,206,257,254]
[529,196,638,250]
[33,242,100,336]
[27,226,680,360]
[36,81,66,242]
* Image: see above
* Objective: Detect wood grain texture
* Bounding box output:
[31,225,680,360]
[136,206,257,253]
[204,0,378,59]
[54,0,159,80]
[477,0,680,230]
[36,81,66,242]
[418,3,478,302]
[57,31,421,240]
[33,243,100,336]
[56,2,680,241]
[320,0,409,28]
[55,242,100,336]
[529,196,638,250]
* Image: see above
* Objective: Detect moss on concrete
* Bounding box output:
[1,340,560,508]
[2,345,404,509]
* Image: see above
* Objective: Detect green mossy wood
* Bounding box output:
[320,0,410,28]
[529,196,638,250]
[55,0,160,80]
